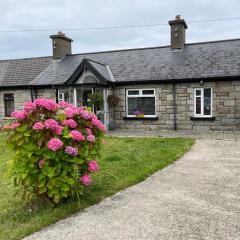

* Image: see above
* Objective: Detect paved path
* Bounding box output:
[24,140,240,240]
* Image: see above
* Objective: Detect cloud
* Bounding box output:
[0,0,240,59]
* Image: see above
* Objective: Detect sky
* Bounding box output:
[1,0,240,60]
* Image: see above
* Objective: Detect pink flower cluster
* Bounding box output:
[65,107,79,118]
[58,101,73,108]
[85,128,92,135]
[91,117,106,132]
[87,134,95,142]
[32,122,45,130]
[53,125,63,135]
[88,160,98,172]
[44,119,59,129]
[47,138,63,151]
[70,130,85,141]
[44,119,63,135]
[11,110,26,120]
[79,109,93,120]
[38,159,45,168]
[24,101,36,113]
[34,98,58,111]
[80,174,92,186]
[63,119,77,128]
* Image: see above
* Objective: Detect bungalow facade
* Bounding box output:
[0,16,240,131]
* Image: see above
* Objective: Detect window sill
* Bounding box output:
[190,116,215,121]
[123,116,159,120]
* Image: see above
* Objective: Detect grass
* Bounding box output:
[0,135,194,240]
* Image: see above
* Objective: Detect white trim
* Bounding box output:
[126,88,156,117]
[73,88,77,107]
[194,88,212,117]
[103,89,108,130]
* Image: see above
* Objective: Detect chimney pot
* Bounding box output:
[58,31,65,36]
[175,15,181,20]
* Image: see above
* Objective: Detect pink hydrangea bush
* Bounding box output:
[3,99,105,203]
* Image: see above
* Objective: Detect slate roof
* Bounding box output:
[87,60,114,82]
[0,57,52,87]
[1,38,240,87]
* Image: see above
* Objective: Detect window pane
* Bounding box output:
[196,97,201,114]
[4,94,15,117]
[128,97,155,115]
[127,90,139,95]
[142,90,154,95]
[196,89,201,96]
[204,88,211,115]
[4,94,14,101]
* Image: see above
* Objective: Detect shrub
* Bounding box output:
[2,99,105,203]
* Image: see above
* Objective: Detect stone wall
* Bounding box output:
[0,88,56,126]
[113,80,240,131]
[0,89,31,117]
[1,81,239,132]
[36,88,56,99]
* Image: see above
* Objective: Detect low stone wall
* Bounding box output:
[113,80,240,131]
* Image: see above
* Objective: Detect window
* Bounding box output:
[31,89,42,100]
[194,88,212,117]
[58,89,74,104]
[4,94,15,117]
[126,89,156,117]
[59,93,64,101]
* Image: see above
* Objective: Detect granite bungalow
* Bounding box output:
[1,16,240,131]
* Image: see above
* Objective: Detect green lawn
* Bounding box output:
[0,134,194,240]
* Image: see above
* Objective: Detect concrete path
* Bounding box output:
[24,140,240,240]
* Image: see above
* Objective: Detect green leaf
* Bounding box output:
[17,139,24,146]
[61,184,69,192]
[23,176,32,187]
[56,113,66,122]
[47,181,54,190]
[53,193,60,203]
[24,130,31,137]
[39,186,47,194]
[23,143,36,151]
[16,123,28,132]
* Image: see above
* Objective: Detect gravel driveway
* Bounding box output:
[24,140,240,240]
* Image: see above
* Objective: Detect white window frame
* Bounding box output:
[58,92,64,102]
[126,88,156,118]
[194,88,212,117]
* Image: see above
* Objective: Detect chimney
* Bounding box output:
[50,32,73,59]
[168,15,188,50]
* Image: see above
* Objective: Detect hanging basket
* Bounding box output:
[107,95,120,107]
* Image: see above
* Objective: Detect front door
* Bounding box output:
[76,88,93,109]
[75,88,108,127]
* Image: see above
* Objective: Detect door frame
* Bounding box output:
[59,87,108,130]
